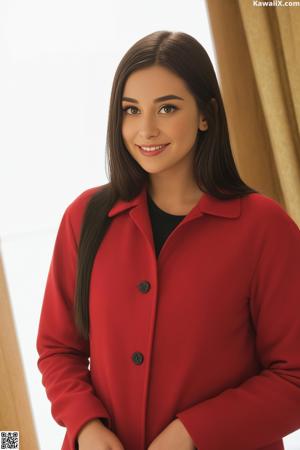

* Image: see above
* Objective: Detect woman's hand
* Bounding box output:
[147,418,196,450]
[77,418,125,450]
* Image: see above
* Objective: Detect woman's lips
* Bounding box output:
[137,144,170,156]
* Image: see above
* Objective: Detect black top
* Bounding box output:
[146,191,186,257]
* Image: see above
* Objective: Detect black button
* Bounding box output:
[138,280,151,293]
[132,352,144,365]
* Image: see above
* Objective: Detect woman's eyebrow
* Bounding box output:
[122,94,184,103]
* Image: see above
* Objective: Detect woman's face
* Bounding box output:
[121,65,208,176]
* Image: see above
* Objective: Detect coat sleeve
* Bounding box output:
[36,200,111,450]
[175,201,300,450]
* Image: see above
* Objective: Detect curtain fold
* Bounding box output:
[205,0,300,225]
[0,252,38,449]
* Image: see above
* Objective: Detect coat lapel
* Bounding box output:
[108,185,154,253]
[107,183,241,256]
[107,183,241,221]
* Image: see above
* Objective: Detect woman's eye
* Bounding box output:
[122,106,139,115]
[160,104,177,114]
[121,104,178,115]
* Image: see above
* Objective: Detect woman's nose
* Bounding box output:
[138,115,159,137]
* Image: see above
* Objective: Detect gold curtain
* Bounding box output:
[0,253,39,449]
[205,0,300,226]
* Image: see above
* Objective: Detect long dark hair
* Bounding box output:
[74,30,259,340]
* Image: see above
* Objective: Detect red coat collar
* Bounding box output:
[108,183,241,220]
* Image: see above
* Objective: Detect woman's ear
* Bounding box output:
[198,114,208,131]
[198,97,218,131]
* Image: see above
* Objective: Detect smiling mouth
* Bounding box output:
[137,143,170,157]
[137,144,170,152]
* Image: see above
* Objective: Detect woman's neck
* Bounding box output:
[147,174,203,216]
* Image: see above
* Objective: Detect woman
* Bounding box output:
[36,30,300,450]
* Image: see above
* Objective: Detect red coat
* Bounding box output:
[36,183,300,450]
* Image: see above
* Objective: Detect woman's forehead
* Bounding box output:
[122,67,190,101]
